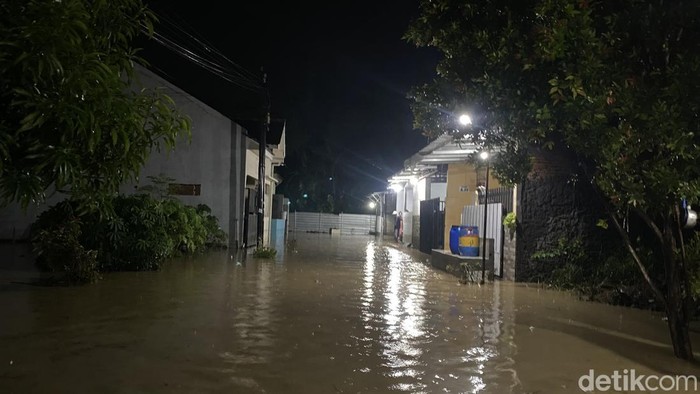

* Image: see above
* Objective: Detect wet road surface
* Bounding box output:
[1,234,699,393]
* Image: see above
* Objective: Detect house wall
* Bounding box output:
[443,162,501,249]
[121,66,235,244]
[229,125,247,248]
[244,142,281,247]
[0,194,66,240]
[396,185,406,213]
[246,146,260,181]
[0,66,245,245]
[429,182,447,201]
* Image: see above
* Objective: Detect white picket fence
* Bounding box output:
[289,212,377,235]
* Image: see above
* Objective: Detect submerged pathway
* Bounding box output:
[0,234,698,393]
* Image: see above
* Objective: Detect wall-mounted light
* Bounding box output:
[389,183,403,193]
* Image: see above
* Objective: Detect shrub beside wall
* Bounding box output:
[31,194,228,284]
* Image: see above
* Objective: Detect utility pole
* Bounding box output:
[256,71,270,247]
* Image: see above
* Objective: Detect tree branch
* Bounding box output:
[607,211,667,307]
[631,206,665,246]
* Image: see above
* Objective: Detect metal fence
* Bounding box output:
[478,186,514,213]
[289,212,376,235]
[462,203,503,277]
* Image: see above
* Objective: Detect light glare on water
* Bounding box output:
[0,234,698,393]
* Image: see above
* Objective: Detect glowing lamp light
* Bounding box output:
[458,114,472,126]
[368,201,376,209]
[479,151,489,161]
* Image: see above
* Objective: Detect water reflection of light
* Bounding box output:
[220,260,275,369]
[379,246,428,381]
[362,242,375,323]
[462,281,503,393]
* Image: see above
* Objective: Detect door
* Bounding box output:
[419,198,444,254]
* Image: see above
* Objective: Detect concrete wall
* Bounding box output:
[0,65,249,247]
[429,182,447,201]
[121,66,235,243]
[0,193,66,240]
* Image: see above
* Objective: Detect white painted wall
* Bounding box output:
[0,65,238,241]
[0,193,65,240]
[430,182,447,201]
[120,65,233,237]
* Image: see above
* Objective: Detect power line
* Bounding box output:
[145,26,264,93]
[139,10,267,94]
[152,11,262,83]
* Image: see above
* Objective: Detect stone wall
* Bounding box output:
[514,149,619,282]
[502,230,516,281]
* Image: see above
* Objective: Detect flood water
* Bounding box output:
[1,234,699,393]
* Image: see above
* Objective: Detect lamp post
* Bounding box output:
[459,112,490,284]
[479,151,489,285]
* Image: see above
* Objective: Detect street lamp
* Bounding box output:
[458,114,473,126]
[479,151,489,285]
[368,201,376,209]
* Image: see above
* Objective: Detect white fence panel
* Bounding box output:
[338,213,375,235]
[289,212,375,235]
[462,203,503,276]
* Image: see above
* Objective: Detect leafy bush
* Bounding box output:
[196,204,227,246]
[32,218,100,285]
[98,194,174,271]
[532,236,655,308]
[31,193,229,279]
[503,212,516,232]
[253,247,277,259]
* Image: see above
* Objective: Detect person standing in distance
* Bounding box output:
[394,211,403,242]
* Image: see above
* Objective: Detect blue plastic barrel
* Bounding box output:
[458,226,479,256]
[449,225,460,254]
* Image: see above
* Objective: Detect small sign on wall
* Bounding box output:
[459,186,469,192]
[168,183,201,196]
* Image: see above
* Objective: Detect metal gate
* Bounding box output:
[288,212,375,235]
[462,203,503,277]
[419,198,445,255]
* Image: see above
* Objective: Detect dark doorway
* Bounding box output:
[419,198,444,255]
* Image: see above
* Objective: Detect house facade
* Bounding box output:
[0,65,286,249]
[387,133,515,280]
[388,132,615,283]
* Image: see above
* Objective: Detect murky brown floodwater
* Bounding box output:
[1,234,699,393]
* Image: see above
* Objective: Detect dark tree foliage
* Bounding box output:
[0,0,190,213]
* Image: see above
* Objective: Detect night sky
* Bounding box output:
[142,1,440,210]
